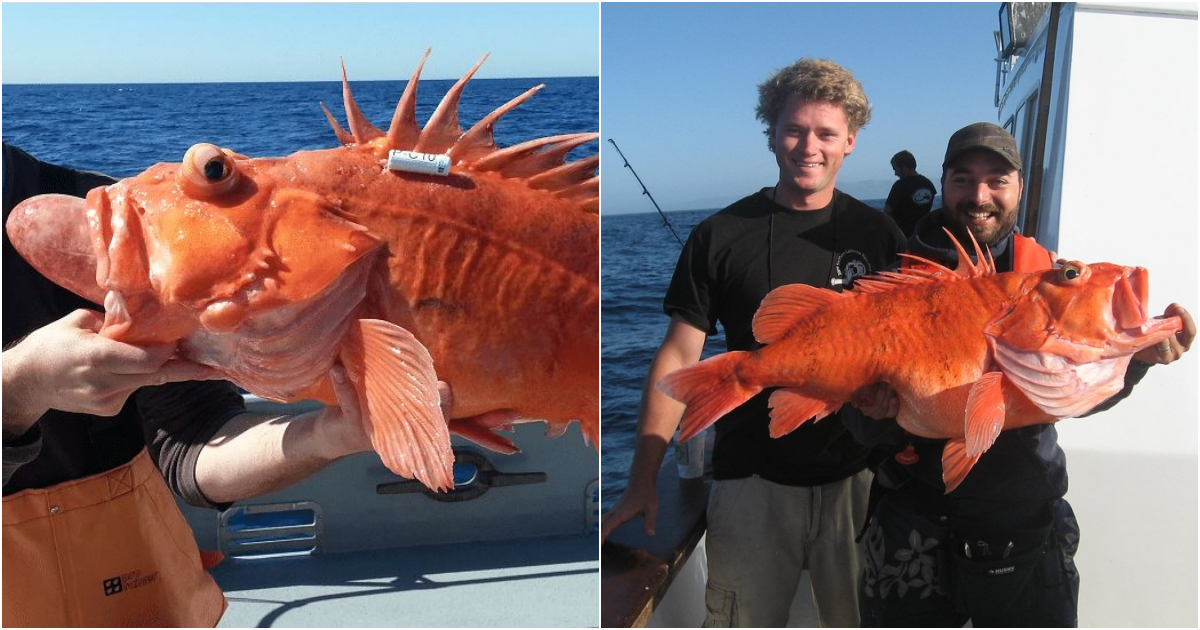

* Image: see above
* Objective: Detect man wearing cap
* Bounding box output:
[850,122,1194,626]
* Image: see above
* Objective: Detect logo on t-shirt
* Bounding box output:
[912,188,934,205]
[831,249,871,287]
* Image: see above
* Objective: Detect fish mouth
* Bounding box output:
[1110,267,1182,352]
[1112,268,1150,329]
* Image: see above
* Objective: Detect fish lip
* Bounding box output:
[1106,266,1182,355]
[1112,268,1150,330]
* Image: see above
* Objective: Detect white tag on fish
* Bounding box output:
[386,150,451,176]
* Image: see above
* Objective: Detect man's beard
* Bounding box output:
[951,200,1017,248]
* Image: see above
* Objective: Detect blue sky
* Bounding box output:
[601,2,1005,214]
[1,3,599,83]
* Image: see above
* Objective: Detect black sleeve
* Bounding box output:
[137,380,247,509]
[884,181,903,209]
[838,405,906,449]
[3,142,114,211]
[662,221,719,335]
[2,424,44,487]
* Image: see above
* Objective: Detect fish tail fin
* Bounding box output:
[341,319,455,492]
[450,410,521,455]
[941,438,982,494]
[657,352,759,442]
[767,389,843,437]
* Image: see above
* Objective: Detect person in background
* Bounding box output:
[850,123,1195,627]
[2,142,448,627]
[882,149,936,238]
[600,59,905,627]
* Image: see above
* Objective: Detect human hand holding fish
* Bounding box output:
[194,365,457,504]
[1,309,221,437]
[307,367,456,459]
[1130,303,1194,366]
[851,383,900,420]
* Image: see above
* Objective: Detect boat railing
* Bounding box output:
[601,460,710,627]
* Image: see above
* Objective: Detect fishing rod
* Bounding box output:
[608,139,686,248]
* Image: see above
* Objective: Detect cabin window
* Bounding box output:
[1006,91,1040,235]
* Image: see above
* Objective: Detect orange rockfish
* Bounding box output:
[660,231,1181,492]
[7,52,599,492]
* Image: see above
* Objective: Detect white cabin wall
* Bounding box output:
[1052,5,1197,627]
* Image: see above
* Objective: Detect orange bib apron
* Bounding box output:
[3,448,226,627]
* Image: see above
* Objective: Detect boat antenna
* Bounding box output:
[608,139,686,248]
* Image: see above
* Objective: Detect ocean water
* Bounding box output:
[2,75,597,176]
[600,199,885,511]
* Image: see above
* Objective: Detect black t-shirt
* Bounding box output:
[664,188,905,486]
[2,143,246,508]
[885,174,937,238]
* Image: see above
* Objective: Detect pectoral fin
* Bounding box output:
[965,372,1006,457]
[340,318,453,491]
[942,438,982,494]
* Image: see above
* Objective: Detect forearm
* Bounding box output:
[628,387,686,486]
[2,345,47,439]
[626,331,703,486]
[194,410,357,504]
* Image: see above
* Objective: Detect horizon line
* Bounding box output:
[2,74,599,87]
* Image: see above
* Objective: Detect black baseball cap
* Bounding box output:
[943,122,1022,171]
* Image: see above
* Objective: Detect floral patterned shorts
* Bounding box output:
[859,491,1079,627]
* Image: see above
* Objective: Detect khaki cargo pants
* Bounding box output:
[702,470,871,627]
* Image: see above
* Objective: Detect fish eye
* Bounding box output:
[203,157,229,181]
[179,143,240,199]
[1059,262,1085,283]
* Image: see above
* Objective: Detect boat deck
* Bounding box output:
[179,410,599,628]
[213,533,597,627]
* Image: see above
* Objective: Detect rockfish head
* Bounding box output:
[977,258,1184,421]
[7,143,385,346]
[989,260,1182,363]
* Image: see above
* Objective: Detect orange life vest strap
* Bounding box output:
[1012,233,1055,272]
